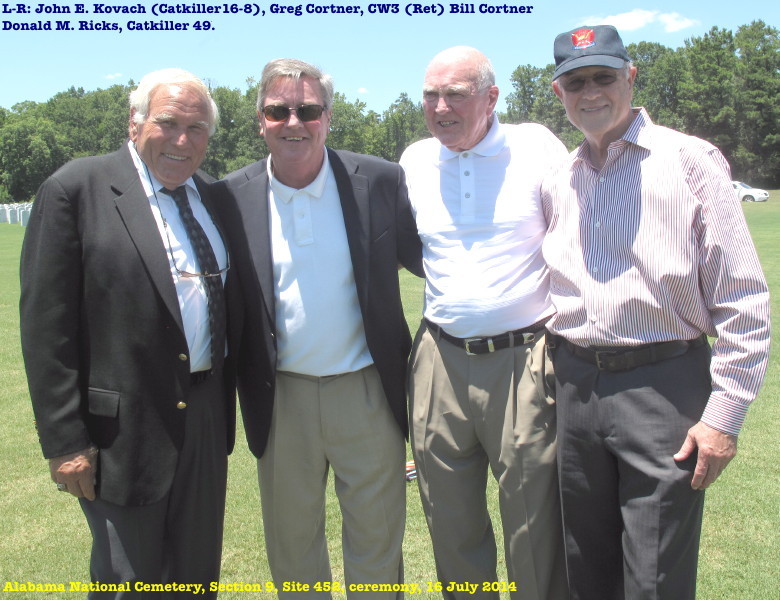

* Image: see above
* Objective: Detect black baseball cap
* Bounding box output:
[553,25,631,80]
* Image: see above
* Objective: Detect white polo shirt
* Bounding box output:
[400,117,567,338]
[267,151,372,376]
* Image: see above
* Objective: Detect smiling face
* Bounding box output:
[129,84,211,189]
[258,75,331,189]
[553,64,637,152]
[422,54,498,152]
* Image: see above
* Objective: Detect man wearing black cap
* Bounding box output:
[541,25,770,600]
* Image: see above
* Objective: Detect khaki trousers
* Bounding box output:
[409,323,568,600]
[259,365,405,599]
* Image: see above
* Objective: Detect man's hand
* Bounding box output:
[673,421,737,490]
[49,447,98,500]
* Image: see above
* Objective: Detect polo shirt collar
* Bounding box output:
[438,114,505,160]
[267,150,331,204]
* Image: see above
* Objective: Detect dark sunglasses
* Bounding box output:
[559,73,619,93]
[261,104,327,122]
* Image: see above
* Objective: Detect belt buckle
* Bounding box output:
[594,350,617,370]
[520,332,536,345]
[465,337,494,355]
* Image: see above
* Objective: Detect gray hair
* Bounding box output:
[474,55,496,92]
[256,58,334,112]
[129,68,218,135]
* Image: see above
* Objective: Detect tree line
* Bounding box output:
[506,20,779,187]
[1,20,777,202]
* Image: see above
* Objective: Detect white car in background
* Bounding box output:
[732,181,769,202]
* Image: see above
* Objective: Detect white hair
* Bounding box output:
[129,68,218,135]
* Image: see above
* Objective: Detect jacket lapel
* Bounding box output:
[234,163,276,323]
[328,149,370,309]
[111,146,185,334]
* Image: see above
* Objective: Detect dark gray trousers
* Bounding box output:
[80,375,228,599]
[554,340,710,600]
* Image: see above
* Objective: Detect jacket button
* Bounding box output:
[177,401,187,410]
[178,354,188,361]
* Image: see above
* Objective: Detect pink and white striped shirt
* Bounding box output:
[541,108,770,435]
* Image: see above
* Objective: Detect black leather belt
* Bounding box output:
[425,317,549,355]
[564,335,706,372]
[190,370,212,385]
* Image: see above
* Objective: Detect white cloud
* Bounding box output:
[604,9,658,31]
[581,9,698,33]
[104,73,123,80]
[357,87,369,95]
[658,12,698,32]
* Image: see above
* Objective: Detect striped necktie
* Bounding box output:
[162,186,226,372]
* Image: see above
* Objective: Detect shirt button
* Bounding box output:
[599,177,606,183]
[177,401,187,410]
[178,353,188,361]
[593,266,600,273]
[595,221,601,228]
[464,171,470,176]
[462,152,469,158]
[465,193,471,198]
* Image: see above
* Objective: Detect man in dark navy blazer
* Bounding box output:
[215,58,422,598]
[20,69,240,598]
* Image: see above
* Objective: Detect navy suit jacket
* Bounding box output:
[20,143,240,506]
[214,148,423,458]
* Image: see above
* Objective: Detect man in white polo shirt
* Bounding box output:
[400,46,569,600]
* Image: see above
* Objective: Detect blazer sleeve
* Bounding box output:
[20,173,92,459]
[395,165,424,278]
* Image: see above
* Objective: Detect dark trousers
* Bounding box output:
[554,340,710,600]
[80,375,228,599]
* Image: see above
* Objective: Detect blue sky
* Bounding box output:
[1,1,776,114]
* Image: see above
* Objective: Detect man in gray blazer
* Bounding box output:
[215,58,422,598]
[20,68,240,598]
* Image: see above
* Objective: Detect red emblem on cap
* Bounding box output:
[571,28,595,49]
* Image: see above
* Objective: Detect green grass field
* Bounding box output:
[1,196,778,598]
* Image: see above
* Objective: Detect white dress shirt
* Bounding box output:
[129,141,227,372]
